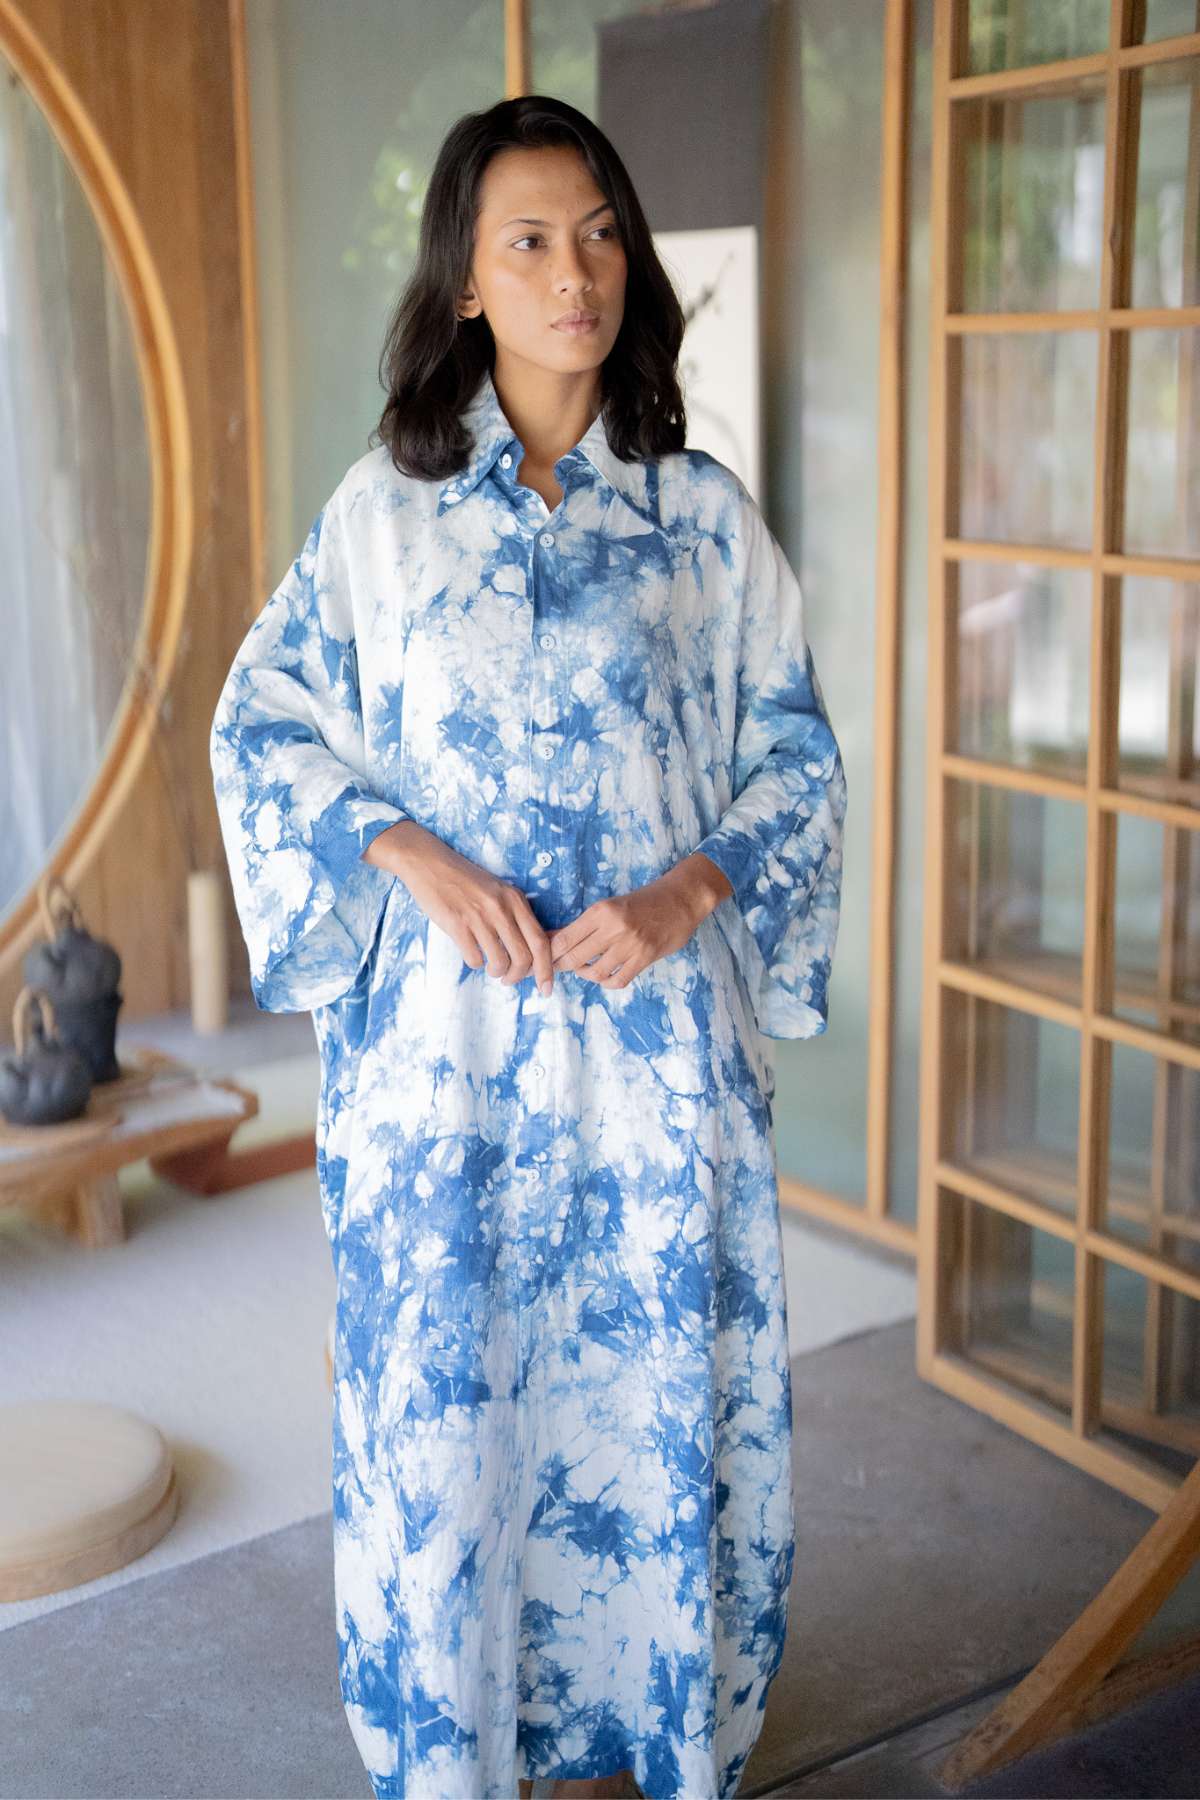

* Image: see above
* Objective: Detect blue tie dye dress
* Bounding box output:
[210,367,847,1800]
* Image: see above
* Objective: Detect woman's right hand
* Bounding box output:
[363,821,555,996]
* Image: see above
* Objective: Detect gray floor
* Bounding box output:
[772,1670,1200,1797]
[744,1320,1200,1798]
[1,1318,1197,1798]
[116,993,318,1074]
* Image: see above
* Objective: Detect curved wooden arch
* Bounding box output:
[0,0,193,971]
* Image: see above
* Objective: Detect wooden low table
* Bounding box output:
[0,1045,259,1247]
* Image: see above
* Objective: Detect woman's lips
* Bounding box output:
[552,315,600,334]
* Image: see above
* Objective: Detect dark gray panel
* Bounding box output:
[597,0,773,232]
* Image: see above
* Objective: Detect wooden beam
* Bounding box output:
[939,1458,1200,1784]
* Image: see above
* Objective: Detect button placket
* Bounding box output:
[527,520,566,909]
[521,496,564,1346]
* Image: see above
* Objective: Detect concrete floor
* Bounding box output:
[1,1315,1197,1798]
[773,1669,1200,1797]
[744,1321,1200,1798]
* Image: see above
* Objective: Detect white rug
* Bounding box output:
[0,1045,914,1631]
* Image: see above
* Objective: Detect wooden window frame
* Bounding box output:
[919,0,1200,1512]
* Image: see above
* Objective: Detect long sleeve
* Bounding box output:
[692,492,848,1040]
[209,482,408,1013]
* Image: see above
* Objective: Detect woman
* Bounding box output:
[211,93,846,1800]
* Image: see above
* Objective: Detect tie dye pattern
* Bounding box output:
[210,367,847,1800]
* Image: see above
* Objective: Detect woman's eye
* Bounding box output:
[511,226,618,251]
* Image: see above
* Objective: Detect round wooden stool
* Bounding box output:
[0,1400,178,1601]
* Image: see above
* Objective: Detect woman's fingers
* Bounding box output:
[462,913,512,976]
[508,895,556,995]
[552,917,606,970]
[401,844,558,992]
[459,889,553,991]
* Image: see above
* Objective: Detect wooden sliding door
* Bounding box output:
[920,0,1200,1508]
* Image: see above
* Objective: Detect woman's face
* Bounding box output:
[460,143,627,379]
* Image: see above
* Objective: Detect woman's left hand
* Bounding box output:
[549,853,732,988]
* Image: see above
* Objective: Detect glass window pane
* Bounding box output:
[1117,576,1200,809]
[958,82,1106,313]
[1129,59,1200,311]
[948,778,1086,1003]
[945,990,1080,1219]
[1100,1264,1199,1479]
[946,1189,1076,1416]
[1104,1040,1200,1272]
[966,0,1109,74]
[1128,2,1200,47]
[246,0,505,573]
[747,0,887,1209]
[529,0,651,110]
[953,559,1092,776]
[1122,327,1200,558]
[1111,813,1200,1050]
[957,331,1097,549]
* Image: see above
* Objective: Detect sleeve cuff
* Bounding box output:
[691,828,769,920]
[308,785,409,888]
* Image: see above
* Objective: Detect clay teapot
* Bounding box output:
[22,876,123,1083]
[0,987,93,1127]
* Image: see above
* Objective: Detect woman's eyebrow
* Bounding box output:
[496,202,615,229]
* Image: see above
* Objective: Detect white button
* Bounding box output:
[538,741,555,759]
[499,452,513,468]
[539,532,555,547]
[539,632,555,648]
[534,850,553,869]
[532,1064,546,1078]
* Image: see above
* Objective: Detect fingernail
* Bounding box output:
[540,981,552,997]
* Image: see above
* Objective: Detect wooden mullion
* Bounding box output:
[1150,8,1200,1413]
[1073,0,1134,1442]
[946,538,1200,578]
[948,29,1200,107]
[935,1141,1200,1303]
[917,0,957,1378]
[939,951,1200,1074]
[951,50,1110,104]
[942,748,1200,829]
[866,0,912,1228]
[948,303,1200,330]
[932,1345,1178,1508]
[503,0,528,99]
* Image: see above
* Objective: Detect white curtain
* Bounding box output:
[0,60,149,923]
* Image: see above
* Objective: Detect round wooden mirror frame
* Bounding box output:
[0,0,193,974]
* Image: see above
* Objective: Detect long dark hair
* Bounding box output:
[368,95,687,481]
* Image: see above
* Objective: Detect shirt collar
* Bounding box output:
[436,366,650,517]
